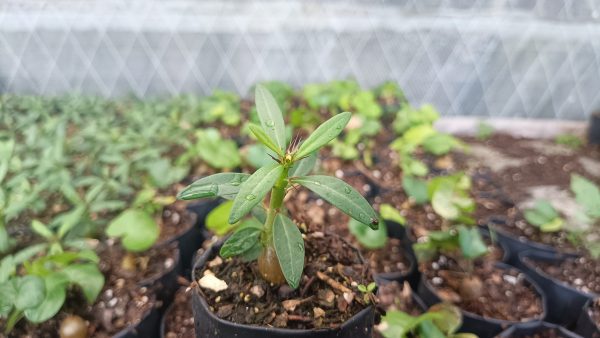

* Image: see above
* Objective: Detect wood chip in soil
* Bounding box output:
[196,233,372,330]
[422,255,543,321]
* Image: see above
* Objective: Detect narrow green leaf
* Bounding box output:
[289,152,317,177]
[220,227,261,258]
[57,205,86,239]
[31,220,54,240]
[457,226,487,259]
[273,214,304,289]
[0,138,15,184]
[292,175,379,229]
[16,275,45,310]
[24,273,69,323]
[295,112,351,159]
[417,320,447,338]
[349,218,387,249]
[249,123,283,157]
[229,163,283,224]
[62,264,104,303]
[106,209,159,252]
[177,173,250,200]
[255,84,286,153]
[428,303,462,335]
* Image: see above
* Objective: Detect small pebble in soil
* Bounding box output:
[59,315,88,338]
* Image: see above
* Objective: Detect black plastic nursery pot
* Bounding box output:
[416,262,548,338]
[179,199,222,275]
[518,250,594,327]
[191,239,375,338]
[574,299,600,338]
[484,218,561,267]
[373,220,419,288]
[496,321,584,338]
[113,307,161,338]
[589,112,600,146]
[138,243,182,304]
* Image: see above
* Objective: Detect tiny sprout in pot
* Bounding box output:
[178,84,379,290]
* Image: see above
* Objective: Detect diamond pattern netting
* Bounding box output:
[1,0,600,119]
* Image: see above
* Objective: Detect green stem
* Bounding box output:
[262,167,289,245]
[5,309,23,334]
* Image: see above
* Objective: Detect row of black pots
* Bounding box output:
[114,200,219,338]
[482,217,600,336]
[156,198,593,338]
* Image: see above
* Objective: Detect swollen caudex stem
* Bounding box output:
[258,162,290,284]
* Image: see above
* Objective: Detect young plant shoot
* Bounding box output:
[178,85,379,288]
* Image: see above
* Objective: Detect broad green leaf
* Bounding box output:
[195,128,241,169]
[422,133,461,156]
[457,226,487,259]
[206,200,237,236]
[24,272,69,323]
[62,264,104,303]
[12,243,48,265]
[540,218,564,232]
[240,242,262,262]
[380,204,406,225]
[381,310,418,338]
[244,144,275,169]
[177,173,250,200]
[571,174,600,218]
[248,123,283,157]
[31,220,54,240]
[417,320,446,338]
[349,218,387,249]
[289,152,317,177]
[255,84,286,153]
[428,303,462,334]
[229,163,283,224]
[0,281,16,316]
[145,158,189,188]
[220,227,261,258]
[0,224,10,254]
[106,209,159,252]
[292,175,378,229]
[16,275,45,310]
[402,175,429,204]
[0,256,15,283]
[295,112,352,160]
[273,214,304,289]
[524,200,560,229]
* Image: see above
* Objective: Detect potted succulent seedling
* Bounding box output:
[411,173,546,337]
[177,85,380,337]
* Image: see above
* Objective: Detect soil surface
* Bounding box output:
[532,255,600,295]
[287,189,412,277]
[463,134,600,253]
[421,256,543,321]
[196,233,373,329]
[157,200,196,244]
[163,285,195,338]
[504,328,566,338]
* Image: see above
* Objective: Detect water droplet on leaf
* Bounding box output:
[344,186,351,194]
[245,194,256,201]
[266,120,275,128]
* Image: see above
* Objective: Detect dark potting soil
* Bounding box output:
[286,190,412,277]
[97,240,178,282]
[503,328,565,338]
[163,286,195,338]
[463,133,599,252]
[533,256,600,295]
[196,233,373,330]
[157,200,196,244]
[421,256,543,321]
[2,244,162,338]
